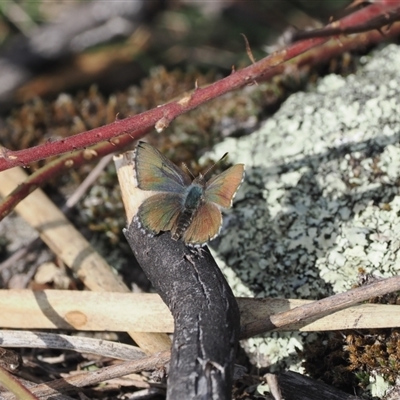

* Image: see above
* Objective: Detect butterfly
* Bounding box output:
[133,141,245,246]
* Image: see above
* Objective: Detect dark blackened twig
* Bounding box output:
[123,227,240,399]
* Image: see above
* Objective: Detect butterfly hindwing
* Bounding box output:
[137,193,183,235]
[134,141,191,193]
[181,202,222,245]
[205,164,245,208]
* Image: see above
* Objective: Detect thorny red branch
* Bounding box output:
[0,129,150,221]
[0,0,399,172]
[293,2,400,41]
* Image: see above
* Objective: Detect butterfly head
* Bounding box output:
[191,172,207,187]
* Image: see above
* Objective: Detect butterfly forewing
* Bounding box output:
[205,164,244,208]
[182,202,222,245]
[138,193,183,234]
[134,142,191,193]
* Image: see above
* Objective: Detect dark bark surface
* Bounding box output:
[124,222,240,400]
[277,371,359,400]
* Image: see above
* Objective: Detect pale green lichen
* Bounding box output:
[207,44,400,382]
[368,374,391,398]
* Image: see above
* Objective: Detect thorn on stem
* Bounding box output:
[241,33,256,64]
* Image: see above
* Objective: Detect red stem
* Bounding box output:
[0,129,149,220]
[0,2,399,172]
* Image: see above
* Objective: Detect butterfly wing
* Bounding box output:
[134,141,191,193]
[181,202,222,246]
[137,193,183,235]
[205,164,245,208]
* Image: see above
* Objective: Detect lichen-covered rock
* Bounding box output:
[208,44,400,373]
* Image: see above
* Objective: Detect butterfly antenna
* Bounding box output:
[182,162,196,179]
[203,152,228,177]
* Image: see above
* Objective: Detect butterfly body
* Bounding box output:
[171,177,205,241]
[133,142,244,246]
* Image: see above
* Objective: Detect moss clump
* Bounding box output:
[302,289,400,396]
